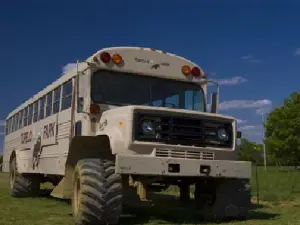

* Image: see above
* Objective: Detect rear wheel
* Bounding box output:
[72,158,123,225]
[9,157,40,197]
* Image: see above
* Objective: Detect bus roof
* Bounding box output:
[7,46,206,119]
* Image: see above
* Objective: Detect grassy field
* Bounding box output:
[1,167,300,225]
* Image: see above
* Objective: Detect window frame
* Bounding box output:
[61,79,73,111]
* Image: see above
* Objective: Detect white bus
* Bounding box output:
[3,46,251,224]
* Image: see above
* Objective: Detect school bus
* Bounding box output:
[3,46,251,224]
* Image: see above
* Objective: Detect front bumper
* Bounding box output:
[115,155,251,179]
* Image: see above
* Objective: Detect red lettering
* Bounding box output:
[21,131,32,144]
[48,122,55,137]
[43,122,56,140]
[43,124,48,139]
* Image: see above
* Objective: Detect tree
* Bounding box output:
[264,92,300,166]
[0,155,2,164]
[238,138,263,164]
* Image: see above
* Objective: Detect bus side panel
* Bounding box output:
[3,130,22,173]
[37,107,72,175]
[29,113,60,174]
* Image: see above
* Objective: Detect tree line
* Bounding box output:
[238,92,300,167]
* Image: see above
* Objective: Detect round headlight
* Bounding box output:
[217,128,229,141]
[141,120,155,134]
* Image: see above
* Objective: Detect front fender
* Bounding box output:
[98,127,125,155]
[96,112,133,155]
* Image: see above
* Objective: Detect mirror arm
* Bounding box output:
[201,79,220,113]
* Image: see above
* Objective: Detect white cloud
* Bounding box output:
[241,55,261,63]
[237,119,247,124]
[256,107,272,115]
[219,99,272,111]
[211,76,247,85]
[239,125,261,131]
[241,55,252,60]
[0,120,5,126]
[294,48,300,56]
[62,63,77,74]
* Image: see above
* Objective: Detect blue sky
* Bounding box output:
[1,1,300,151]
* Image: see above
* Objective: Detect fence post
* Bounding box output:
[255,163,260,205]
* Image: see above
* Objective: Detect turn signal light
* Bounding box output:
[112,54,123,64]
[181,65,191,75]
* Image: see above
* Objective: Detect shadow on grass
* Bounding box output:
[39,188,71,204]
[42,188,279,224]
[120,192,279,225]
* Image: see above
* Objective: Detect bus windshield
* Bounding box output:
[91,70,205,112]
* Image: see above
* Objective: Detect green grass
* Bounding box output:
[1,167,300,225]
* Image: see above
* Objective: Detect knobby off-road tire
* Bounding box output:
[72,158,123,225]
[9,157,40,197]
[195,178,251,221]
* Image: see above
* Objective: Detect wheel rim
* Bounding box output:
[73,176,81,216]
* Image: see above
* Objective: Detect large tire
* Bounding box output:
[72,158,123,225]
[9,157,40,197]
[195,178,251,221]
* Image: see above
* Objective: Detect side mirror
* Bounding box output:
[210,92,219,113]
[237,131,242,139]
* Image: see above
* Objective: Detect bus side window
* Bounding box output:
[46,91,53,118]
[53,86,61,114]
[61,79,73,111]
[39,96,45,120]
[14,113,19,131]
[33,101,38,123]
[8,118,12,134]
[28,104,33,126]
[18,110,23,129]
[23,107,28,127]
[5,119,8,135]
[11,116,15,133]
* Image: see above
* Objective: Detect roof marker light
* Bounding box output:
[181,65,191,75]
[112,54,123,65]
[100,52,111,63]
[191,67,201,77]
[93,56,99,63]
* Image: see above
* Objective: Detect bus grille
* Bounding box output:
[155,149,215,160]
[134,112,233,148]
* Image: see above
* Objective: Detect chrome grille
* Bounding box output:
[155,149,215,160]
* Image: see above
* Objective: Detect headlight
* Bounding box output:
[141,120,155,134]
[217,128,229,141]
